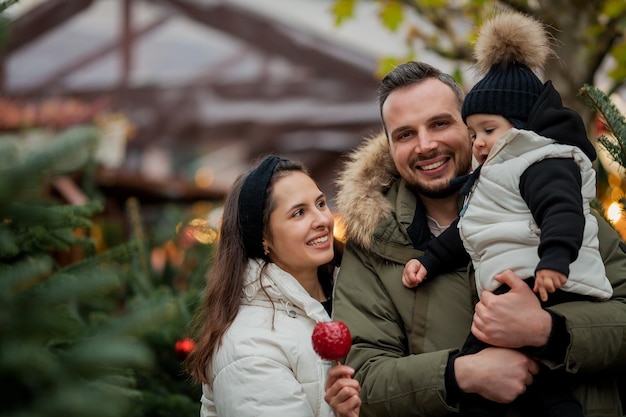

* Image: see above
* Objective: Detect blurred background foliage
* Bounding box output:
[332,0,626,237]
[332,0,626,114]
[0,1,625,417]
[0,121,207,416]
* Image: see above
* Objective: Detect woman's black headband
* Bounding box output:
[238,155,285,259]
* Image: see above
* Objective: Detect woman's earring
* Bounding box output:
[263,244,270,256]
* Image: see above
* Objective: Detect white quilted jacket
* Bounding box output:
[459,128,613,300]
[199,259,334,417]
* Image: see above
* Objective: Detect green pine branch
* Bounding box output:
[0,254,54,295]
[580,84,626,169]
[0,6,200,415]
[0,125,100,204]
[0,122,186,417]
[579,84,626,226]
[0,201,102,261]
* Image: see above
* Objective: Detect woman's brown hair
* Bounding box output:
[184,157,332,384]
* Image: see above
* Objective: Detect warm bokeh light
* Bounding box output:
[334,214,347,243]
[607,202,623,224]
[176,218,219,246]
[165,240,185,267]
[611,187,624,202]
[608,173,623,188]
[195,166,214,188]
[188,218,218,244]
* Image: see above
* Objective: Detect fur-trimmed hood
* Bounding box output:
[334,131,398,249]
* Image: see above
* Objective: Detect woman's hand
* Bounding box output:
[324,364,361,417]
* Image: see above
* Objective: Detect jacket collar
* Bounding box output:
[242,259,330,322]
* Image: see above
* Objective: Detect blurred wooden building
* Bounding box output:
[0,0,383,206]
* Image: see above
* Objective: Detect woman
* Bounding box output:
[185,155,360,417]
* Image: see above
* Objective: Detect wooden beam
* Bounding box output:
[25,77,374,102]
[125,117,380,151]
[21,15,169,95]
[120,0,134,92]
[96,167,227,203]
[158,0,379,88]
[51,176,89,205]
[3,0,95,54]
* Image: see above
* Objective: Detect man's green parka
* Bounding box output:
[332,132,626,417]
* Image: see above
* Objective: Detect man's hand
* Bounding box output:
[472,270,552,348]
[402,259,428,288]
[455,347,539,403]
[324,364,361,417]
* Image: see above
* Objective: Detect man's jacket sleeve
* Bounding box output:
[546,211,626,373]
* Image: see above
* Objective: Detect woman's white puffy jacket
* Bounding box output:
[199,259,335,417]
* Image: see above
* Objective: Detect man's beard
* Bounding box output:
[412,179,460,199]
[410,160,471,199]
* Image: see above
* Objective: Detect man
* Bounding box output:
[332,61,626,416]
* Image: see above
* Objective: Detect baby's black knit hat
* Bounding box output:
[462,63,544,129]
[461,12,553,129]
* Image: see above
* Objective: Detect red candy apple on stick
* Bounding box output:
[311,321,352,365]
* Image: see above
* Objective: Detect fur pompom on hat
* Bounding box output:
[462,12,554,128]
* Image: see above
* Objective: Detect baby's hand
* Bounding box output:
[402,259,428,288]
[533,269,567,302]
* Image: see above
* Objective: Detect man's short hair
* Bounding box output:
[378,61,465,137]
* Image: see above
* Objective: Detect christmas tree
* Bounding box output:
[0,125,190,416]
[0,1,208,414]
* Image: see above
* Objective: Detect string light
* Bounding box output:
[607,202,623,224]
